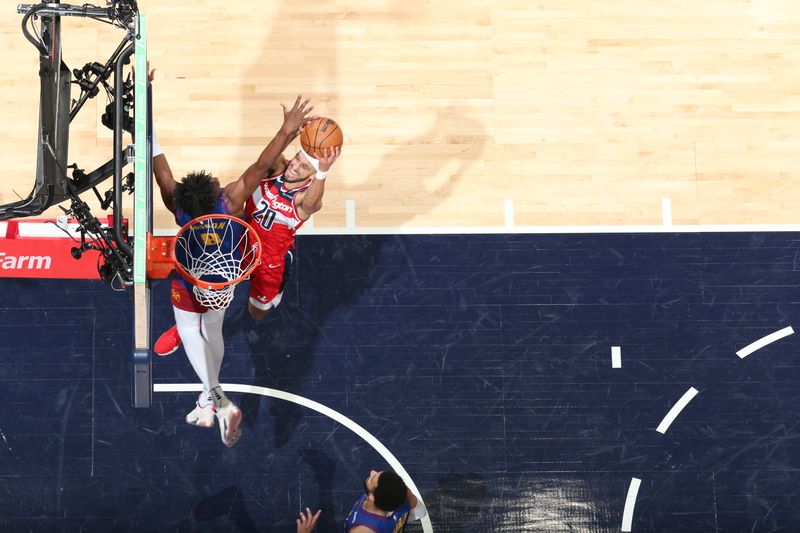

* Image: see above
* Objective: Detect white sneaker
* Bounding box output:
[185,402,216,428]
[215,397,243,447]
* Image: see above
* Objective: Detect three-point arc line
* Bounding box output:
[154,382,434,533]
[621,477,642,532]
[656,387,700,434]
[156,328,793,532]
[621,388,699,531]
[619,326,795,530]
[736,326,794,359]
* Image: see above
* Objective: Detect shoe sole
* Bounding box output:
[185,404,215,428]
[223,427,243,448]
[186,415,215,428]
[155,345,180,357]
[220,409,242,447]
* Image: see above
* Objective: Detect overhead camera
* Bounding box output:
[101,78,135,134]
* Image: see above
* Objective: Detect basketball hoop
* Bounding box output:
[171,214,261,311]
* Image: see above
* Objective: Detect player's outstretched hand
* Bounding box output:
[318,146,341,172]
[282,95,315,139]
[131,61,155,83]
[296,507,321,533]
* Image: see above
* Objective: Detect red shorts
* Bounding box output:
[248,250,293,310]
[170,277,208,313]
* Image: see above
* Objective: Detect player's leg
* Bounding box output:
[154,324,182,356]
[173,306,217,428]
[211,388,242,448]
[201,308,225,377]
[199,308,242,447]
[248,301,277,321]
[248,249,293,321]
[154,281,185,356]
[248,270,283,320]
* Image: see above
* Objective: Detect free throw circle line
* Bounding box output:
[656,387,699,435]
[736,326,794,359]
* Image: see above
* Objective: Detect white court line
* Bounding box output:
[504,199,514,228]
[611,346,622,368]
[621,477,642,532]
[656,387,699,434]
[150,222,800,237]
[345,200,356,229]
[154,382,433,533]
[293,222,800,235]
[0,221,107,238]
[662,198,672,226]
[736,326,794,359]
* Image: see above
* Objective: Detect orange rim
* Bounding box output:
[171,214,261,290]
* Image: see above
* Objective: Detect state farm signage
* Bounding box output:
[0,235,102,279]
[0,252,52,270]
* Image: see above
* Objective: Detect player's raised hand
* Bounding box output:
[317,146,341,173]
[131,61,155,83]
[281,95,315,138]
[296,507,321,533]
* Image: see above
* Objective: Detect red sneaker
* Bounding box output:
[154,325,182,356]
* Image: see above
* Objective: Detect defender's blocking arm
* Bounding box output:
[225,95,314,211]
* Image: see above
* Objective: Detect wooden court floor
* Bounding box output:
[0,1,798,231]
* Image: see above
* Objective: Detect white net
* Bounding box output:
[174,216,260,311]
[193,278,236,311]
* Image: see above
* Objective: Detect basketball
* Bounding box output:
[300,117,343,158]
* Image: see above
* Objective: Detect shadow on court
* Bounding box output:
[224,107,488,449]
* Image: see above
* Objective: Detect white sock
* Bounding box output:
[210,385,227,409]
[201,309,226,383]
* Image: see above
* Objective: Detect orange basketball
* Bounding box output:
[300,117,343,158]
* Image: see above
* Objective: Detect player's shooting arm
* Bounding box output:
[226,96,314,208]
[296,146,340,220]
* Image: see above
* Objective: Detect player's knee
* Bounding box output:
[248,303,270,321]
